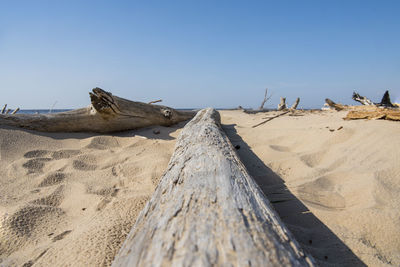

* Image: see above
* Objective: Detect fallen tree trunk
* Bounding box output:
[345,108,400,121]
[0,88,196,133]
[112,108,314,267]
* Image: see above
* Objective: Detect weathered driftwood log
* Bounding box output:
[1,104,6,114]
[352,92,374,106]
[277,97,287,111]
[290,97,300,110]
[325,98,400,121]
[345,108,400,121]
[112,108,314,267]
[325,99,347,111]
[0,88,196,133]
[352,90,396,108]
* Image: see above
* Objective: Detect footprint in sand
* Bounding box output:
[39,172,67,187]
[24,150,50,158]
[31,185,65,207]
[269,145,291,152]
[0,186,66,256]
[87,186,119,211]
[72,154,98,171]
[73,160,97,171]
[297,175,346,210]
[6,205,64,238]
[51,149,80,160]
[22,158,52,174]
[86,136,120,150]
[299,150,326,168]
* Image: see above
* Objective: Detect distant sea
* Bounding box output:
[16,108,317,114]
[17,109,196,114]
[17,109,72,114]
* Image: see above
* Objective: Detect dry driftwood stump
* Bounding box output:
[0,88,196,133]
[290,97,300,110]
[277,97,287,111]
[112,108,314,267]
[325,97,400,121]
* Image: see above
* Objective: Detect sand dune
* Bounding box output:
[220,110,400,266]
[1,110,399,266]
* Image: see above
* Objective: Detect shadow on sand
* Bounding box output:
[222,123,367,267]
[0,120,190,142]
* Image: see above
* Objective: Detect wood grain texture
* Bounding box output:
[112,108,314,267]
[0,88,195,133]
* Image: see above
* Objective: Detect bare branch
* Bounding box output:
[258,88,272,110]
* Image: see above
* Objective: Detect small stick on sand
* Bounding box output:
[148,99,162,105]
[252,110,290,128]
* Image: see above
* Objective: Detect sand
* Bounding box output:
[220,110,400,266]
[0,110,399,266]
[0,123,184,266]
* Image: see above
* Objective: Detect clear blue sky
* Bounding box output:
[1,0,399,109]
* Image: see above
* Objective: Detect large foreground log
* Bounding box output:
[0,88,195,133]
[112,108,314,267]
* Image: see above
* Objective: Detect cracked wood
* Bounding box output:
[112,108,314,267]
[0,88,195,133]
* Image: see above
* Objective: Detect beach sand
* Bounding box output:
[220,110,400,266]
[0,123,184,266]
[0,109,399,266]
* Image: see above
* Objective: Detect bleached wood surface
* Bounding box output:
[112,108,314,267]
[0,88,195,133]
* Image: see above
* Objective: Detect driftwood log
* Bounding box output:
[325,98,400,121]
[112,108,314,267]
[325,98,347,111]
[290,97,300,110]
[352,92,374,106]
[352,90,396,108]
[277,97,287,111]
[0,88,196,133]
[345,108,400,121]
